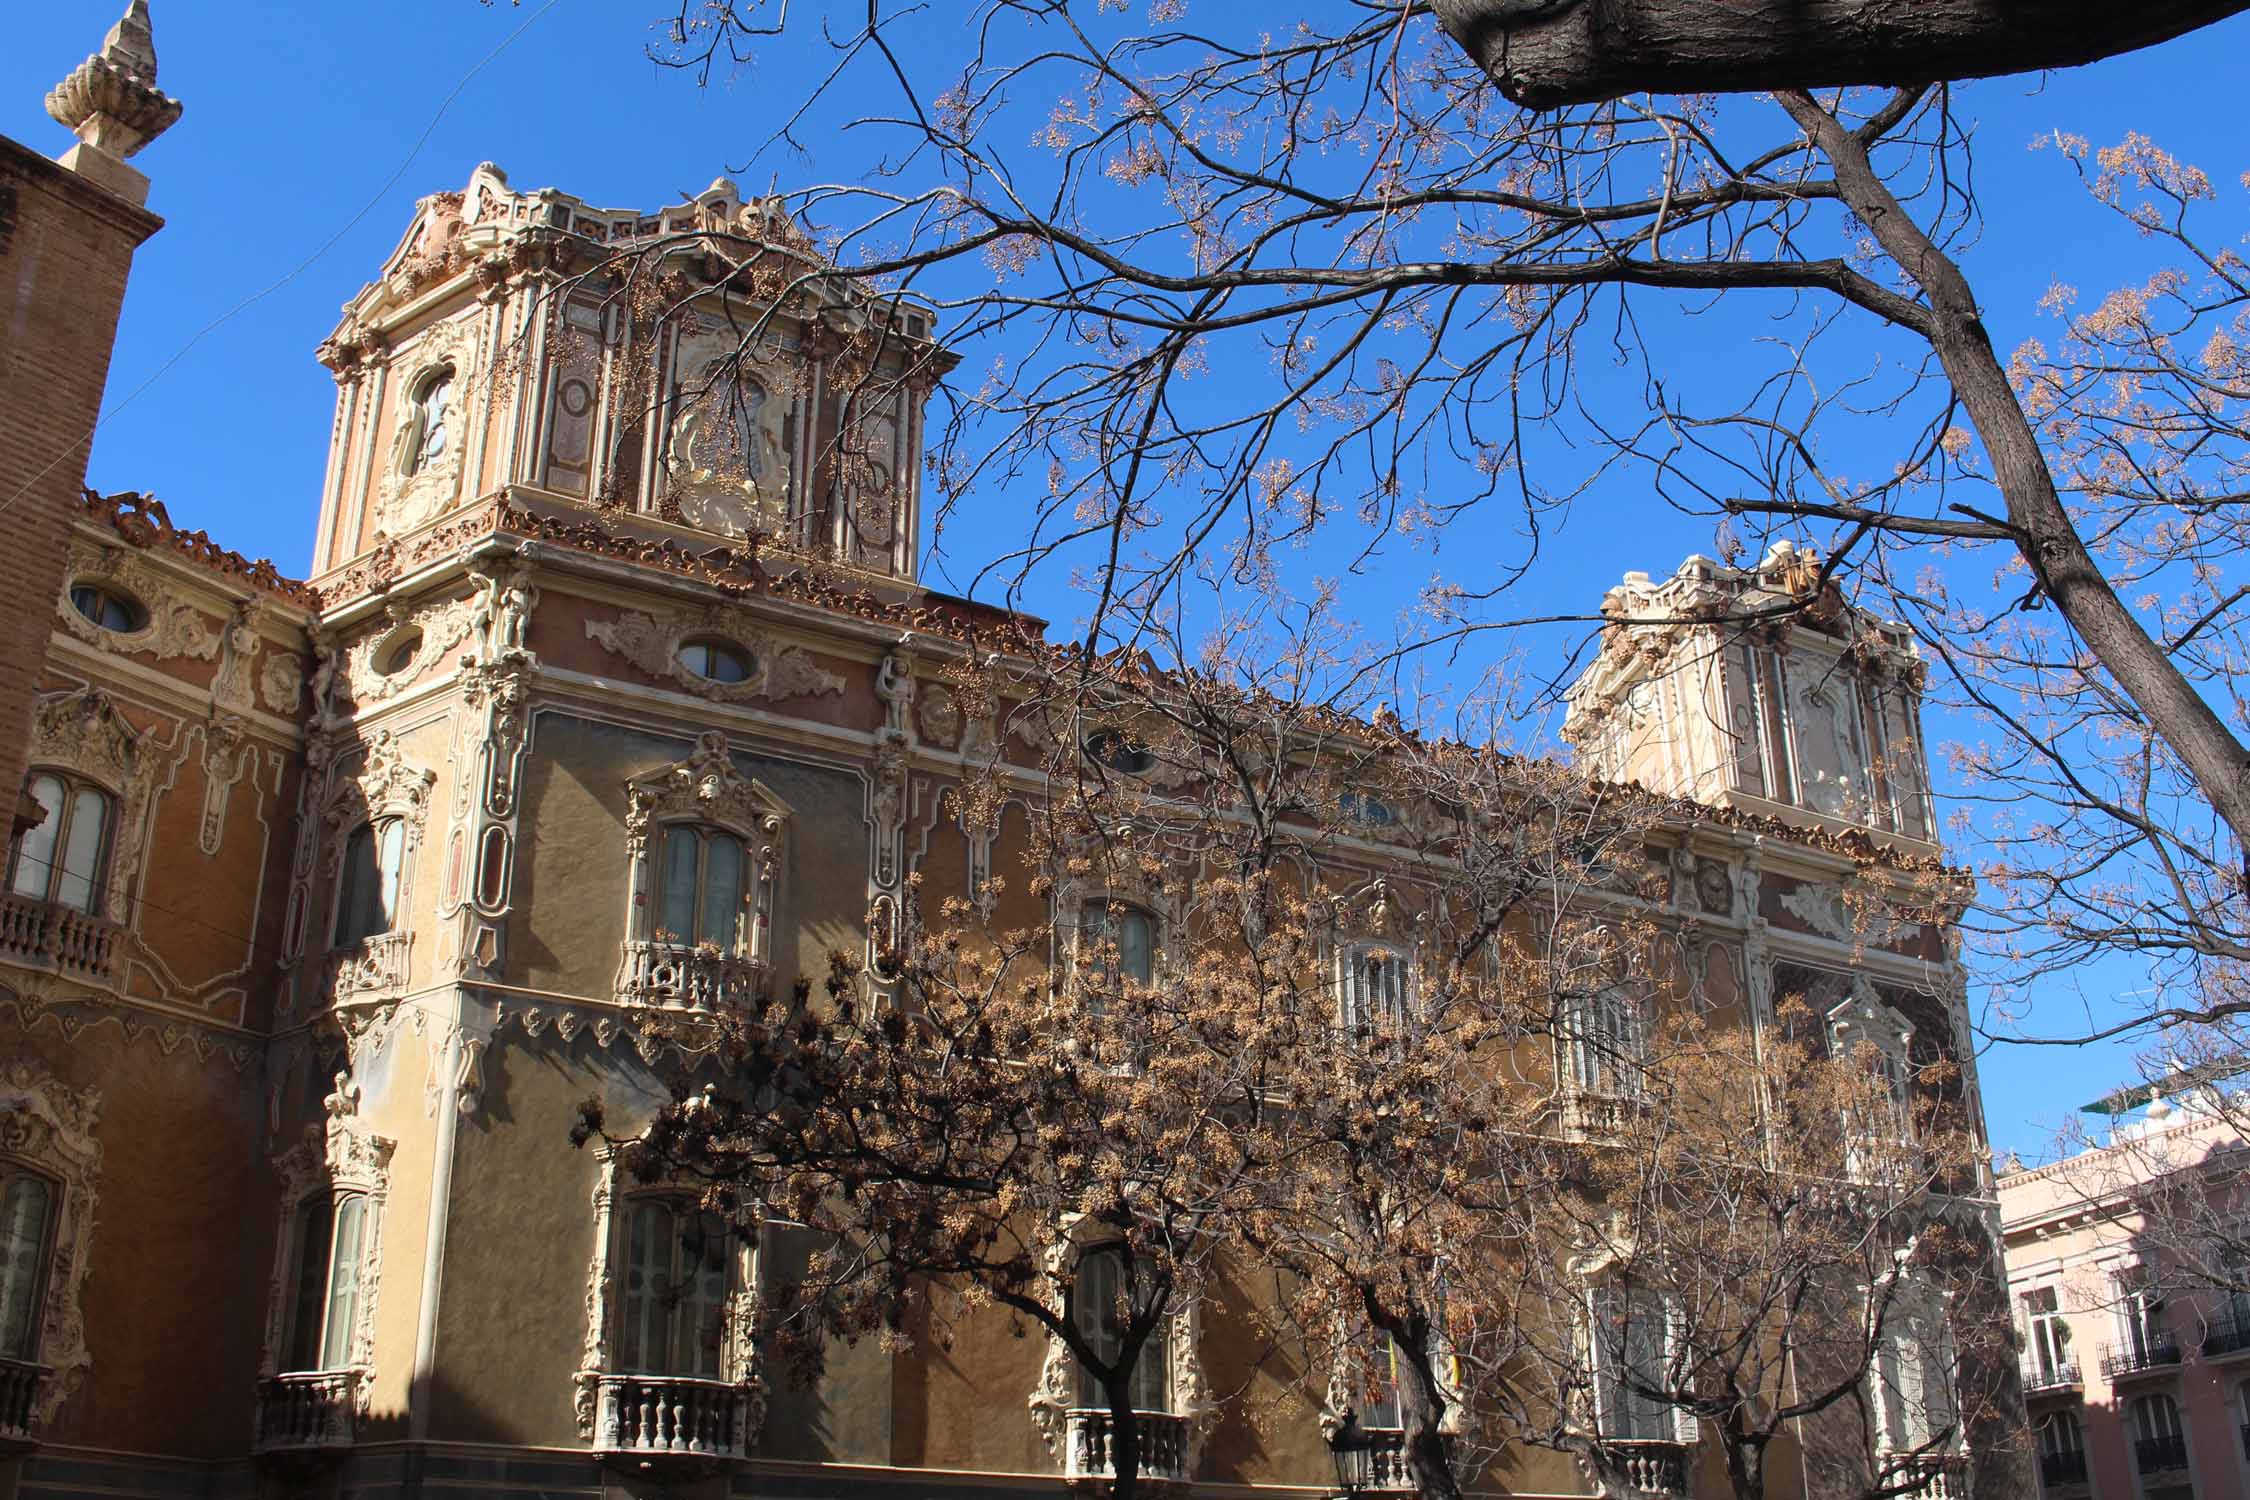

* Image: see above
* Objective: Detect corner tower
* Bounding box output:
[310,165,952,594]
[1563,542,1937,848]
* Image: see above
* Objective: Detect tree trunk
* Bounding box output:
[1722,1422,1766,1500]
[1776,89,2250,862]
[1397,1348,1465,1500]
[1108,1377,1142,1500]
[1431,0,2250,108]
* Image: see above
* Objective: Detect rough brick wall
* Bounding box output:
[0,136,160,817]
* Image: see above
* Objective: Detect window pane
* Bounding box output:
[286,1195,334,1371]
[336,826,378,945]
[1116,909,1154,986]
[675,1212,732,1379]
[1361,1335,1401,1429]
[1076,1248,1121,1405]
[54,786,109,913]
[322,1194,367,1369]
[622,1201,674,1374]
[700,836,744,950]
[659,829,699,944]
[12,775,64,901]
[0,1173,53,1360]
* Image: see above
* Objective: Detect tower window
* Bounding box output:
[407,368,455,476]
[67,584,145,634]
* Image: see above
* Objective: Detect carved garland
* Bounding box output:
[259,1078,395,1409]
[1026,1221,1216,1475]
[574,1140,767,1441]
[584,608,845,705]
[0,1062,102,1427]
[55,541,223,663]
[28,686,157,927]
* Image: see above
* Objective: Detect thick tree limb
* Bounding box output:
[1431,0,2250,108]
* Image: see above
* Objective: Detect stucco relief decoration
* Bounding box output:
[916,683,962,749]
[211,601,264,713]
[258,650,306,716]
[29,686,154,925]
[259,1076,394,1410]
[376,313,482,538]
[1027,1224,1216,1476]
[583,607,844,704]
[574,1141,767,1442]
[57,543,221,662]
[664,327,794,539]
[196,714,254,857]
[344,593,481,706]
[0,1063,102,1426]
[1778,881,1911,948]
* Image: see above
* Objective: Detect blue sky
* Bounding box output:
[10,0,2250,1161]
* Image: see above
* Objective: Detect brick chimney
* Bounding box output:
[0,1,180,829]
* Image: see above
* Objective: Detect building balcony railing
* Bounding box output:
[2204,1312,2250,1359]
[2038,1448,2089,1487]
[0,1358,51,1451]
[1563,1090,1647,1140]
[617,940,764,1014]
[2134,1432,2190,1474]
[1335,1428,1415,1493]
[2019,1358,2082,1396]
[0,892,119,982]
[1063,1408,1191,1485]
[1885,1453,1968,1500]
[1608,1439,1689,1495]
[2100,1338,2182,1379]
[591,1374,755,1461]
[254,1370,361,1452]
[325,931,412,1007]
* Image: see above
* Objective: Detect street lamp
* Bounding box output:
[1328,1412,1377,1497]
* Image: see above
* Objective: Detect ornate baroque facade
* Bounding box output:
[0,8,2030,1500]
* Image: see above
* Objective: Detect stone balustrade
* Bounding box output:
[0,892,118,981]
[0,1358,50,1449]
[1609,1439,1688,1494]
[254,1370,360,1451]
[617,940,763,1013]
[592,1374,754,1459]
[1064,1408,1190,1485]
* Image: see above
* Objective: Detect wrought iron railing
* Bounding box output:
[2134,1432,2190,1474]
[2100,1337,2182,1378]
[2205,1311,2250,1357]
[2019,1358,2082,1394]
[2038,1448,2088,1486]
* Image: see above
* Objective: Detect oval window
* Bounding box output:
[1081,731,1155,775]
[1340,791,1397,827]
[376,630,423,677]
[678,639,754,685]
[69,584,145,634]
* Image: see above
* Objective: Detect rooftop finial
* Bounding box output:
[46,0,184,169]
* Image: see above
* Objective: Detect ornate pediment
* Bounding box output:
[623,732,791,845]
[584,608,844,705]
[324,731,437,835]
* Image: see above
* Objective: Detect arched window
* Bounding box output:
[1565,986,1645,1101]
[2129,1392,2186,1473]
[333,818,407,948]
[2035,1410,2085,1489]
[1073,1245,1170,1413]
[407,368,454,476]
[616,1199,734,1379]
[0,1164,57,1362]
[654,825,749,951]
[283,1190,369,1373]
[1339,943,1410,1032]
[9,772,114,915]
[67,583,144,634]
[1590,1282,1677,1443]
[1079,900,1157,1015]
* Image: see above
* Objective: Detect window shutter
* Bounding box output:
[1668,1300,1698,1443]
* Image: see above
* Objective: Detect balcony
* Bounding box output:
[1609,1440,1688,1495]
[1891,1454,1969,1500]
[0,1358,51,1453]
[325,931,412,1007]
[2134,1433,2189,1474]
[591,1374,756,1463]
[254,1371,360,1452]
[2100,1338,2181,1380]
[2038,1449,2088,1487]
[2205,1312,2250,1359]
[1062,1409,1191,1486]
[2019,1359,2082,1397]
[0,892,119,982]
[617,940,764,1014]
[1335,1428,1414,1493]
[1563,1090,1647,1140]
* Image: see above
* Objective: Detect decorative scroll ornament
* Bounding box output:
[259,1076,395,1414]
[344,593,482,706]
[375,313,482,538]
[323,732,437,853]
[0,1062,102,1427]
[584,608,844,704]
[29,686,155,925]
[1778,881,1910,946]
